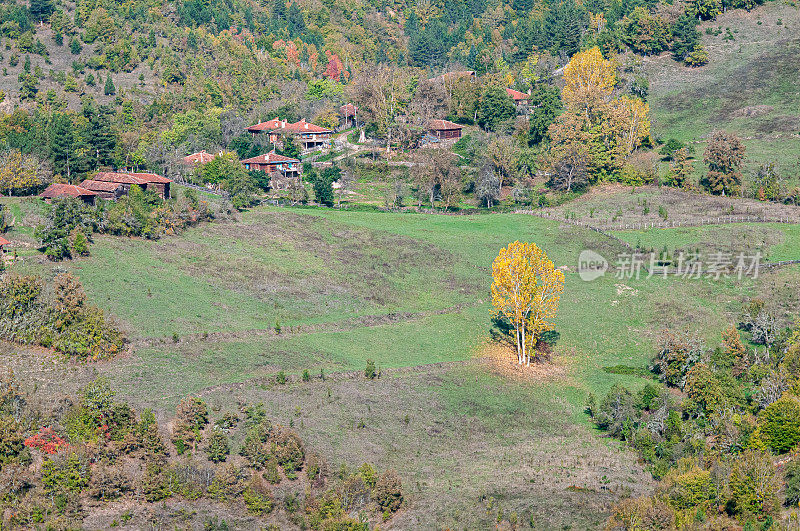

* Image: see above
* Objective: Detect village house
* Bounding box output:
[88,172,173,200]
[39,183,98,205]
[247,118,285,143]
[281,119,333,151]
[78,179,127,200]
[241,151,301,177]
[0,235,10,255]
[427,119,463,141]
[506,87,531,107]
[183,151,219,165]
[241,151,302,191]
[339,103,359,129]
[247,118,333,152]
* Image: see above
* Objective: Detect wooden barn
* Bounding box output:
[39,183,98,205]
[427,119,463,140]
[92,172,172,200]
[79,179,127,200]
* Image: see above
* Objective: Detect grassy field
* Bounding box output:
[542,184,800,227]
[644,1,800,186]
[4,202,800,527]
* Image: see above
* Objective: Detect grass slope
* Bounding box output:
[645,2,800,184]
[4,204,800,527]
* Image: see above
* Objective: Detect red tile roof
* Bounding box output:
[428,119,463,131]
[183,151,218,164]
[340,103,358,117]
[92,171,172,185]
[247,118,286,132]
[80,179,125,192]
[40,183,98,199]
[241,151,300,164]
[506,87,530,101]
[0,236,10,246]
[130,172,172,184]
[274,119,332,134]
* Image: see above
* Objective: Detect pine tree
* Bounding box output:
[272,0,287,21]
[671,16,700,62]
[29,0,55,21]
[83,104,118,169]
[50,113,75,179]
[477,86,516,131]
[69,37,82,55]
[104,75,116,96]
[287,3,305,36]
[528,85,562,146]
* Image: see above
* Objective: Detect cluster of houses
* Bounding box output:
[39,172,172,205]
[422,70,533,144]
[35,87,530,205]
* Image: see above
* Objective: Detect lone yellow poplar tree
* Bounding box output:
[491,241,565,366]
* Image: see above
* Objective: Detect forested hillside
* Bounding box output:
[0,0,793,193]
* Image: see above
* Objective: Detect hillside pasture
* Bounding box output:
[540,184,800,227]
[3,204,800,527]
[643,1,800,185]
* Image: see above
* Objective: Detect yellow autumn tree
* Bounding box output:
[611,96,651,157]
[561,46,616,122]
[491,241,565,366]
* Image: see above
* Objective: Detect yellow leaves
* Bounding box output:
[491,241,564,364]
[0,150,50,195]
[588,12,607,34]
[553,47,651,171]
[561,47,616,115]
[610,95,651,156]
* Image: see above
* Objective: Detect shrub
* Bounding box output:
[0,415,24,462]
[141,462,171,502]
[756,395,800,454]
[173,396,209,448]
[358,463,378,488]
[41,452,90,495]
[23,426,66,455]
[651,330,706,389]
[88,465,131,501]
[208,463,245,501]
[263,458,281,484]
[665,464,714,510]
[785,460,800,507]
[214,412,239,431]
[205,428,230,463]
[364,359,376,379]
[728,450,780,516]
[373,470,403,512]
[274,428,304,473]
[593,384,637,438]
[243,477,274,515]
[239,420,272,469]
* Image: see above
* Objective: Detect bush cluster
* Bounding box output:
[0,272,123,360]
[1,374,405,529]
[36,187,232,260]
[595,315,800,527]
